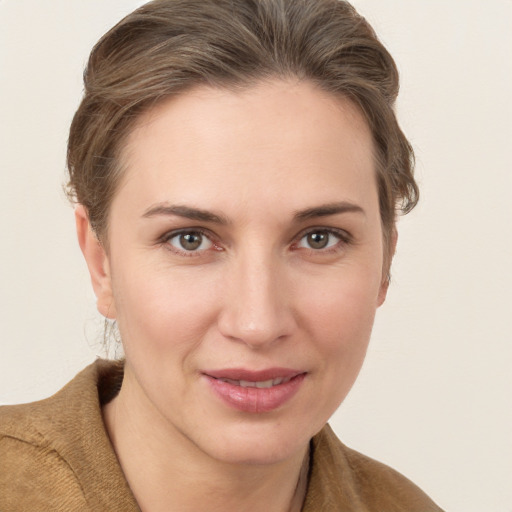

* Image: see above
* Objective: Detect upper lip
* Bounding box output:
[203,368,304,382]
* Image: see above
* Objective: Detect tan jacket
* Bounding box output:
[0,360,443,511]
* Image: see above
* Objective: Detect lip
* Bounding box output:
[205,367,301,382]
[203,367,307,413]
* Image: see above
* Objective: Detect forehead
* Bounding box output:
[115,79,377,217]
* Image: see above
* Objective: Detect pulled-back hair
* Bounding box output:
[67,0,417,259]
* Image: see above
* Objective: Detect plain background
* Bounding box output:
[1,1,511,510]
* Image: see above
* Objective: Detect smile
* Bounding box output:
[217,376,295,388]
[203,369,307,413]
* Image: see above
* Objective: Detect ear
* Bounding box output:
[75,205,116,319]
[377,226,398,307]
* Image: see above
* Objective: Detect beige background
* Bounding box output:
[1,1,511,510]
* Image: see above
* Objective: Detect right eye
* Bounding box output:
[166,231,214,253]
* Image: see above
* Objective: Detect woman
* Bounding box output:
[0,0,444,510]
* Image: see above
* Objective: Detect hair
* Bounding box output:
[67,0,418,267]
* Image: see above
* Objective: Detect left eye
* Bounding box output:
[297,230,341,250]
[167,231,213,252]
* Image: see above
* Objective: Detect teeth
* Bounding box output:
[219,376,294,388]
[255,380,275,389]
[219,378,239,385]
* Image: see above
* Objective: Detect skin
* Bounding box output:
[76,79,394,512]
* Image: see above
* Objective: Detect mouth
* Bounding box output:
[203,368,307,413]
[216,375,296,389]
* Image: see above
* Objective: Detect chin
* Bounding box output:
[192,418,316,466]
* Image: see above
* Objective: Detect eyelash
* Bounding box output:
[159,226,352,257]
[292,227,352,254]
[160,228,220,257]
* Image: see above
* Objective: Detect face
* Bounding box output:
[80,80,389,466]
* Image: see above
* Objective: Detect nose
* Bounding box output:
[217,248,296,349]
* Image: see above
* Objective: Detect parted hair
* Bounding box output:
[67,0,417,260]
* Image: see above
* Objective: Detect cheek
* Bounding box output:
[302,268,379,340]
[111,266,220,357]
[287,275,378,433]
[300,271,379,381]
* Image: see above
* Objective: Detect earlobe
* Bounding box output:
[377,277,390,307]
[75,205,116,319]
[377,226,398,307]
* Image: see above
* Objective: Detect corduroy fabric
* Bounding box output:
[0,360,443,511]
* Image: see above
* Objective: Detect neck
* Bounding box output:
[102,371,310,512]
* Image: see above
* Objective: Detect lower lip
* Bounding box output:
[204,374,306,413]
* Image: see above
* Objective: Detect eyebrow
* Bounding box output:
[293,201,365,221]
[142,203,229,225]
[142,200,364,225]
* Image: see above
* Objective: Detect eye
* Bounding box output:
[296,229,345,251]
[167,231,213,252]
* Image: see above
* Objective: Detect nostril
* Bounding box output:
[217,306,294,348]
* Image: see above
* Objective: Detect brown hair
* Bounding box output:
[67,0,417,264]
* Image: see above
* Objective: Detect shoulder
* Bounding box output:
[0,401,89,510]
[0,359,136,511]
[304,424,444,512]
